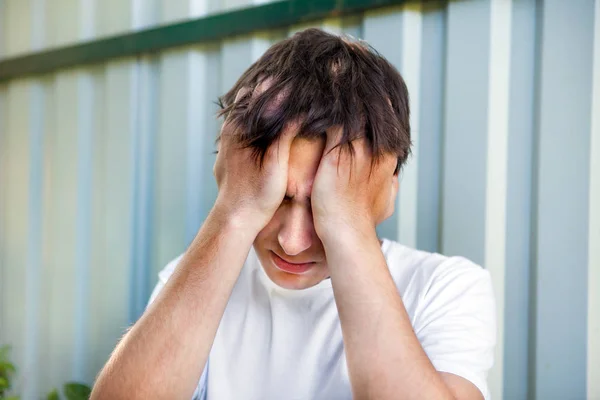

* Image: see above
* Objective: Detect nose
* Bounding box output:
[277,203,314,257]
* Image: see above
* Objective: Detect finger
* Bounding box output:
[324,126,344,155]
[351,137,371,164]
[220,87,252,132]
[323,127,372,172]
[221,87,252,134]
[273,119,300,165]
[219,117,244,143]
[323,127,369,162]
[216,120,243,159]
[253,77,275,98]
[234,86,251,103]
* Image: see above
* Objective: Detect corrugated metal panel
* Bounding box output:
[0,0,599,399]
[588,2,600,399]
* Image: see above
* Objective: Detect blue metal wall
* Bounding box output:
[0,0,598,399]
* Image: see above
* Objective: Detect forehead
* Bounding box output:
[288,137,326,195]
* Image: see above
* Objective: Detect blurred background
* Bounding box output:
[0,0,598,399]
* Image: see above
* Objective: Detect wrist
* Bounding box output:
[210,200,267,239]
[320,222,383,275]
[183,204,260,275]
[316,215,378,249]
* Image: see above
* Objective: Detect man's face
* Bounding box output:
[253,136,396,290]
[253,137,328,290]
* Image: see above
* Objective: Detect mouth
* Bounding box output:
[270,251,315,275]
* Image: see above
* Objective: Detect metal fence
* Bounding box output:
[0,0,598,399]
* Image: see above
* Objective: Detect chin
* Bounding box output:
[256,250,327,290]
[264,267,319,290]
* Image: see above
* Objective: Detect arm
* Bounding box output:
[323,230,482,400]
[91,208,259,400]
[311,130,487,400]
[91,116,297,400]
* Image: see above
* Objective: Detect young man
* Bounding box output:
[91,29,495,400]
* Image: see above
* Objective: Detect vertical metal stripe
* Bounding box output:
[503,1,536,398]
[79,0,96,41]
[533,1,593,398]
[588,0,600,396]
[130,57,158,322]
[184,0,212,244]
[398,3,422,249]
[185,51,206,245]
[0,86,5,346]
[527,2,544,396]
[0,1,5,57]
[23,82,44,400]
[129,0,147,322]
[31,0,45,52]
[72,72,94,381]
[0,11,5,350]
[441,0,491,265]
[2,82,30,392]
[142,59,157,314]
[484,1,512,397]
[415,1,444,254]
[37,76,54,393]
[23,4,46,397]
[129,60,142,322]
[72,0,97,381]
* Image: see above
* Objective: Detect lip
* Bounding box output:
[270,251,315,275]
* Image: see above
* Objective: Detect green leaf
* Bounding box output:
[4,396,21,400]
[0,361,16,373]
[46,388,60,400]
[0,376,9,390]
[63,382,92,400]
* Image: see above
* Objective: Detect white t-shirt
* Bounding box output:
[148,238,496,400]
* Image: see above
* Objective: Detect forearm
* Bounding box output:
[325,228,454,400]
[91,207,259,400]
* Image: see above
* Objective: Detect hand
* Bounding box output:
[311,127,398,243]
[212,113,297,232]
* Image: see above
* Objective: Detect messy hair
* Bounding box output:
[217,28,411,174]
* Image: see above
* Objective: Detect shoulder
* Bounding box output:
[382,238,495,330]
[382,238,491,297]
[382,239,495,400]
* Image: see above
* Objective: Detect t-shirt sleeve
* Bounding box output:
[146,256,209,400]
[413,257,496,400]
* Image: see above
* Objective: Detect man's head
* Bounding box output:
[218,28,411,290]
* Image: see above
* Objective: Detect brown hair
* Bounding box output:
[217,28,411,174]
